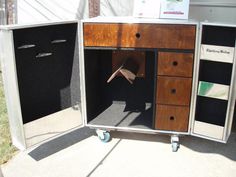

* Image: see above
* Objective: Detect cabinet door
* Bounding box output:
[191,23,236,142]
[0,22,81,149]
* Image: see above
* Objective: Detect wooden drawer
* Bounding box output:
[155,104,189,131]
[156,76,192,106]
[157,52,193,77]
[83,23,196,49]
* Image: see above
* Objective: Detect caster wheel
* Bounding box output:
[98,131,111,143]
[172,142,179,152]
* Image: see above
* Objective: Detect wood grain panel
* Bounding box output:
[156,76,192,106]
[155,104,189,132]
[158,52,193,77]
[83,23,196,49]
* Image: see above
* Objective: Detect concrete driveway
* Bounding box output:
[1,126,236,177]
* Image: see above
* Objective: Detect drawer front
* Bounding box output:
[155,104,189,131]
[156,76,192,106]
[158,52,193,77]
[83,23,196,49]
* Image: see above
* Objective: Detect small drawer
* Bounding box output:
[83,23,196,49]
[156,76,192,106]
[157,52,193,77]
[155,104,189,132]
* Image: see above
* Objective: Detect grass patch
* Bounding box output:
[0,72,18,164]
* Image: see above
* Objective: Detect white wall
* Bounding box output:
[17,0,88,24]
[190,0,236,23]
[17,0,236,24]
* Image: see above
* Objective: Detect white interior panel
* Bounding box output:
[193,121,224,140]
[24,108,82,147]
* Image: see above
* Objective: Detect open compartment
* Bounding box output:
[201,25,235,47]
[195,96,228,126]
[198,60,232,85]
[84,49,156,129]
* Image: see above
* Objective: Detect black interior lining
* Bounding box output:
[13,23,79,124]
[202,25,236,47]
[195,96,227,126]
[84,49,155,129]
[198,60,232,85]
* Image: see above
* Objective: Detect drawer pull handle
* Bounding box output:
[36,52,52,58]
[51,39,67,44]
[172,61,178,66]
[18,44,36,49]
[170,116,175,120]
[135,33,141,39]
[171,88,176,94]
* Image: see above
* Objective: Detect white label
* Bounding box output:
[160,0,189,19]
[201,44,235,63]
[133,0,161,18]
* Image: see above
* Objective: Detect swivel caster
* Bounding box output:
[96,129,111,143]
[171,135,180,152]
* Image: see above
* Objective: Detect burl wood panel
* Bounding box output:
[156,76,192,106]
[155,104,189,131]
[158,52,194,77]
[112,50,146,78]
[83,23,196,49]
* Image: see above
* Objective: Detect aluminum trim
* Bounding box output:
[190,23,202,135]
[35,52,52,58]
[81,16,198,25]
[200,22,236,28]
[0,20,78,30]
[0,30,26,149]
[223,39,236,141]
[191,132,227,143]
[79,21,87,128]
[10,31,27,149]
[188,22,200,133]
[190,2,236,7]
[86,124,190,135]
[51,39,67,44]
[17,44,36,49]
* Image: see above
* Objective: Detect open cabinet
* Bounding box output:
[0,21,81,149]
[191,22,236,142]
[1,18,236,152]
[81,17,198,151]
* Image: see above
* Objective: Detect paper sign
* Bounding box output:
[133,0,161,18]
[160,0,189,19]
